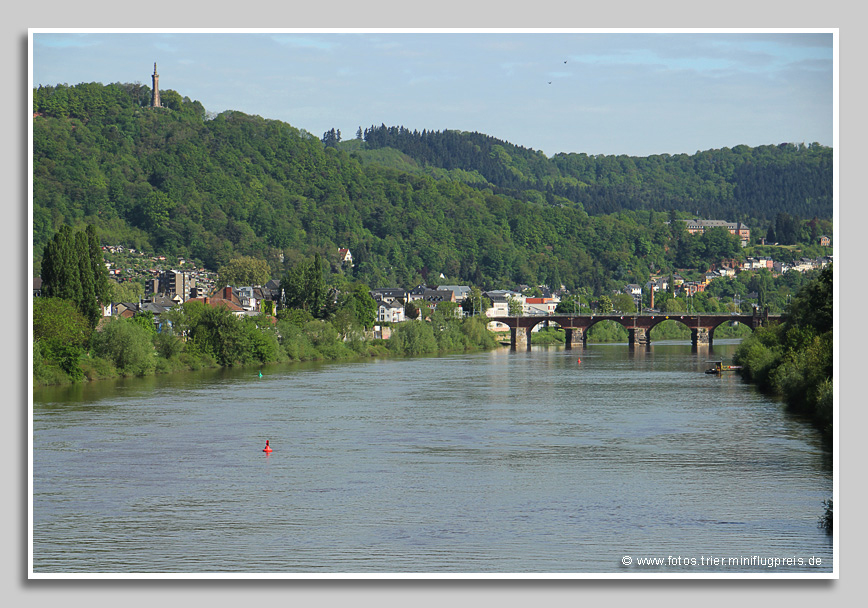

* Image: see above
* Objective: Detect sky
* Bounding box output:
[30,29,835,158]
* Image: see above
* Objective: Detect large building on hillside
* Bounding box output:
[680,219,750,247]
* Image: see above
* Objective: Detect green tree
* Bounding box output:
[280,254,331,318]
[41,225,110,329]
[33,297,92,378]
[41,225,81,303]
[404,300,420,320]
[186,304,248,366]
[435,301,460,320]
[346,283,377,329]
[610,293,637,314]
[110,280,145,303]
[507,296,523,316]
[462,286,491,317]
[87,225,111,310]
[75,230,99,327]
[785,264,833,334]
[217,256,271,288]
[387,320,438,355]
[91,317,156,376]
[597,295,613,314]
[661,297,686,313]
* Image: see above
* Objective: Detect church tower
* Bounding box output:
[151,63,161,108]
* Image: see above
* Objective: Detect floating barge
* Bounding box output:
[705,361,742,374]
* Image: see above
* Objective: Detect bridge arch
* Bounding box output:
[489,312,776,350]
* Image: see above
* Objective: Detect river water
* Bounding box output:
[31,340,833,575]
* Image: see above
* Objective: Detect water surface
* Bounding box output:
[32,341,833,574]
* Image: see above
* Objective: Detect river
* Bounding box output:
[31,340,833,575]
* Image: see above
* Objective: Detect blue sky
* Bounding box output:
[30,30,835,157]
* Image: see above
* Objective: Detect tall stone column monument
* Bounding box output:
[151,63,161,108]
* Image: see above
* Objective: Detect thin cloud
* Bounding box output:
[34,33,100,49]
[270,35,336,51]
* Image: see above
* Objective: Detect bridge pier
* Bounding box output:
[691,327,712,347]
[510,326,532,351]
[628,327,650,347]
[564,328,584,350]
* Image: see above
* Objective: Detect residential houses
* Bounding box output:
[37,236,835,341]
[377,300,406,323]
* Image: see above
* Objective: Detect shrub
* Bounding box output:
[388,320,437,355]
[90,317,156,376]
[819,499,833,533]
[33,341,74,385]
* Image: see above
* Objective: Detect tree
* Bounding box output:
[280,254,330,318]
[404,300,420,320]
[610,293,636,314]
[86,225,111,310]
[217,256,271,288]
[661,297,686,313]
[785,263,832,334]
[41,225,110,329]
[41,225,81,303]
[322,128,341,148]
[435,301,460,320]
[507,296,523,317]
[33,297,92,378]
[91,317,156,375]
[461,286,490,316]
[700,226,740,261]
[75,230,100,327]
[110,280,145,303]
[186,304,248,366]
[339,283,377,330]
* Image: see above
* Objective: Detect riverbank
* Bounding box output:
[732,265,832,446]
[33,314,501,388]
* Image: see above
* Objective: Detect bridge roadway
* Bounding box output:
[488,311,780,350]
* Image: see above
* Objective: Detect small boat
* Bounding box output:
[705,361,742,374]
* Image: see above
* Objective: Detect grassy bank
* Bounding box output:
[33,304,500,387]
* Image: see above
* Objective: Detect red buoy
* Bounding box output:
[577,358,581,364]
[263,440,272,453]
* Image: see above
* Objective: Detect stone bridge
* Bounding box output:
[489,310,779,350]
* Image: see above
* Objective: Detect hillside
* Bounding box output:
[353,125,832,223]
[33,82,832,293]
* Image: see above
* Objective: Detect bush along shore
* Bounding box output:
[732,264,833,532]
[733,263,832,444]
[33,300,501,387]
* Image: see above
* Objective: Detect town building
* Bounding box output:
[147,269,197,301]
[679,218,751,247]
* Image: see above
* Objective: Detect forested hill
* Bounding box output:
[33,82,831,293]
[357,125,832,222]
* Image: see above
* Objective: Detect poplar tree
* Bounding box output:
[42,225,81,303]
[279,253,331,318]
[40,225,110,329]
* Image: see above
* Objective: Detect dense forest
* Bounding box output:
[33,82,833,295]
[359,125,832,223]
